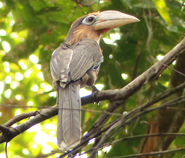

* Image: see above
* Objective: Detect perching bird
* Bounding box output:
[50,10,139,149]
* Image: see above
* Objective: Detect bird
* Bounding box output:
[50,10,139,149]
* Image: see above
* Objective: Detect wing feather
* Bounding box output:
[50,44,73,86]
[69,39,103,81]
[50,38,103,86]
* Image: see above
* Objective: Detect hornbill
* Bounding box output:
[50,10,139,149]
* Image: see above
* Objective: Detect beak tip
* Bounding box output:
[95,10,140,30]
[136,18,140,22]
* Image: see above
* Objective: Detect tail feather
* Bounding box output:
[57,81,81,149]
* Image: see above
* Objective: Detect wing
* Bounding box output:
[69,38,103,81]
[50,44,73,86]
[50,39,103,87]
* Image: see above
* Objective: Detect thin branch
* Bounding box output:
[1,38,185,156]
[82,37,185,104]
[3,111,39,127]
[0,125,10,134]
[60,96,185,157]
[140,81,185,110]
[2,78,185,130]
[89,96,185,156]
[0,106,58,143]
[82,133,185,156]
[35,132,185,158]
[103,133,185,147]
[116,147,185,158]
[89,100,125,133]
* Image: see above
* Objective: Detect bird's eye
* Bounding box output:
[87,17,94,23]
[83,15,96,25]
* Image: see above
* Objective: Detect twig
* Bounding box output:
[0,106,58,143]
[1,38,185,156]
[116,147,185,158]
[83,133,185,156]
[3,111,39,127]
[89,96,185,156]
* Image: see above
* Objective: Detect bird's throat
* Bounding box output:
[67,25,101,45]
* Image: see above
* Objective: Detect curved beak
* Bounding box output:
[94,10,139,31]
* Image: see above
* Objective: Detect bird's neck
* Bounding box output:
[66,25,101,46]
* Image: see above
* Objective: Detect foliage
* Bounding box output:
[0,0,185,157]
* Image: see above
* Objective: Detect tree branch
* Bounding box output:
[118,147,185,158]
[1,37,185,154]
[89,96,185,157]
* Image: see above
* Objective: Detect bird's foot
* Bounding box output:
[92,86,99,104]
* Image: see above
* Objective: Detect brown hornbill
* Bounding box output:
[50,10,139,149]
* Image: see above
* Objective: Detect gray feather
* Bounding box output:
[57,81,81,149]
[50,38,104,149]
[70,39,103,81]
[50,44,73,86]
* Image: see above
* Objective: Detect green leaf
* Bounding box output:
[153,0,172,25]
[29,0,47,12]
[132,0,156,8]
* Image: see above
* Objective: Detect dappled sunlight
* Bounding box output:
[75,153,87,158]
[109,54,113,59]
[0,153,6,158]
[15,109,21,116]
[164,81,169,87]
[5,76,11,84]
[88,138,95,144]
[80,88,92,97]
[31,84,39,92]
[4,89,11,98]
[172,60,176,65]
[0,1,3,8]
[80,84,104,97]
[103,32,121,45]
[98,150,102,156]
[10,32,18,39]
[27,124,57,154]
[27,101,33,106]
[157,54,164,60]
[99,0,104,4]
[31,143,37,149]
[0,0,184,157]
[125,128,128,134]
[0,29,6,36]
[38,72,44,80]
[50,130,56,136]
[102,145,112,152]
[22,148,30,155]
[10,81,19,89]
[49,91,57,97]
[0,82,4,94]
[15,72,24,81]
[44,123,57,130]
[121,73,128,80]
[29,54,38,64]
[18,60,27,70]
[96,84,104,91]
[12,124,17,128]
[44,84,53,92]
[3,62,10,72]
[24,68,32,78]
[8,12,14,26]
[15,94,21,100]
[35,64,41,70]
[2,41,10,52]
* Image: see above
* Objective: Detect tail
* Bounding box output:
[57,81,81,149]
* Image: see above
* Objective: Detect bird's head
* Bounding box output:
[65,10,139,45]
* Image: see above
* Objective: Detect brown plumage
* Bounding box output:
[50,10,139,150]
